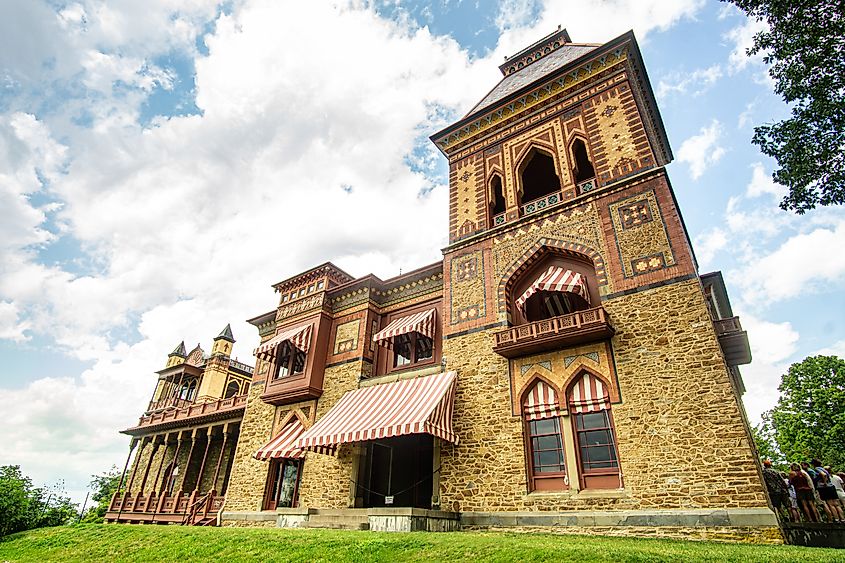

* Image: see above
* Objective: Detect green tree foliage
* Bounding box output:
[0,465,77,537]
[724,0,845,213]
[768,356,845,467]
[81,466,122,523]
[752,415,786,470]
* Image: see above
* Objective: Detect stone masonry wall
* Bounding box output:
[296,361,363,509]
[224,381,276,511]
[439,278,768,513]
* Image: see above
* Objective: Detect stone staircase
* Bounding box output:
[300,509,370,531]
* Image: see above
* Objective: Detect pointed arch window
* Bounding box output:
[224,380,241,399]
[568,372,621,489]
[570,138,596,192]
[177,378,197,402]
[522,380,568,491]
[518,148,561,208]
[489,175,506,227]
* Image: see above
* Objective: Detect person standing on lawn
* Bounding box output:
[790,463,820,522]
[761,460,789,520]
[817,469,844,522]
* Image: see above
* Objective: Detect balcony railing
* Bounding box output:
[146,397,193,413]
[712,316,752,366]
[577,177,597,193]
[133,394,247,429]
[105,490,224,525]
[493,307,615,358]
[521,191,562,217]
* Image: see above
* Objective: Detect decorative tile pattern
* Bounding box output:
[520,360,552,375]
[449,250,486,325]
[618,199,653,230]
[333,320,360,355]
[564,351,600,368]
[608,190,675,278]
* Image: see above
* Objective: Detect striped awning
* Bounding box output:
[254,324,313,362]
[254,418,306,460]
[372,308,436,347]
[569,372,611,413]
[523,380,562,421]
[515,266,590,312]
[294,371,458,454]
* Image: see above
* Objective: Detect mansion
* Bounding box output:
[106,28,778,541]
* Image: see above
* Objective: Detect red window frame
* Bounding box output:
[572,409,622,489]
[391,332,434,370]
[274,341,306,380]
[524,416,569,491]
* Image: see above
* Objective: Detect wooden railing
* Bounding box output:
[146,397,193,413]
[713,316,743,335]
[106,490,224,525]
[493,307,614,358]
[134,394,247,428]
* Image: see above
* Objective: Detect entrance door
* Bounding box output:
[264,459,301,510]
[356,434,433,508]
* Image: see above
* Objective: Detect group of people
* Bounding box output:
[762,459,845,524]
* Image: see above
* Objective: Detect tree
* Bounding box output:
[752,414,786,469]
[768,355,845,468]
[81,466,122,523]
[0,465,77,537]
[723,0,845,213]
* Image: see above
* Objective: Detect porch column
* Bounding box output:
[115,438,138,495]
[431,437,442,509]
[138,435,161,494]
[193,426,214,493]
[125,436,149,494]
[211,423,230,493]
[151,432,171,494]
[165,432,184,493]
[177,429,199,492]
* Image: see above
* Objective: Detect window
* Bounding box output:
[177,378,197,402]
[224,380,241,399]
[274,341,306,379]
[528,417,566,474]
[523,290,589,323]
[574,411,619,471]
[490,175,506,226]
[571,138,596,185]
[264,459,302,510]
[392,332,433,369]
[518,149,561,207]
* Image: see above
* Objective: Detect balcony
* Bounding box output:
[713,316,752,366]
[146,397,193,413]
[126,395,247,434]
[493,307,615,358]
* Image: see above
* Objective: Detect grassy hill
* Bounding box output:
[0,525,842,562]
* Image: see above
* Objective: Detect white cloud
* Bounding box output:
[745,162,786,199]
[815,340,845,358]
[738,313,798,423]
[656,64,723,99]
[724,14,767,71]
[0,301,30,342]
[677,120,726,180]
[693,227,728,269]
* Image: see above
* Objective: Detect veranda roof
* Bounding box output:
[254,324,312,362]
[372,308,436,346]
[254,418,306,461]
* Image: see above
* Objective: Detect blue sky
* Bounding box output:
[1,0,843,505]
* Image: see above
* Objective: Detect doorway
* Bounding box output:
[355,434,434,508]
[264,459,302,510]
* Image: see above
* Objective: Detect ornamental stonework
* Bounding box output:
[449,251,486,325]
[609,190,675,278]
[333,320,360,355]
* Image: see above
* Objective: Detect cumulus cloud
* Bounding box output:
[693,228,728,270]
[656,64,723,99]
[677,120,726,180]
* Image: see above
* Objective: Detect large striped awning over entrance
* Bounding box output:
[254,324,313,362]
[569,372,611,414]
[372,308,436,347]
[254,418,306,460]
[294,371,458,453]
[515,266,590,312]
[523,380,562,421]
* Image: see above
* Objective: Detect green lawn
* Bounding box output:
[0,525,842,562]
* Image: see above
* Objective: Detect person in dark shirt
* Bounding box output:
[761,460,788,518]
[790,463,820,522]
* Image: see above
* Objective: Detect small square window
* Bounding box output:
[317,280,325,290]
[298,288,306,297]
[308,284,315,293]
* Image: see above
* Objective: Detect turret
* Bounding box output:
[212,324,235,357]
[166,341,187,368]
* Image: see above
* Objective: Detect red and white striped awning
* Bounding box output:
[294,371,458,454]
[523,380,562,421]
[372,308,436,347]
[254,418,306,460]
[254,324,313,362]
[569,372,611,414]
[515,266,590,312]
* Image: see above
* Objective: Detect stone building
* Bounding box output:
[110,29,778,540]
[106,326,252,525]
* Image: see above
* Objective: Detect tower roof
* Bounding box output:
[168,341,187,357]
[215,323,235,342]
